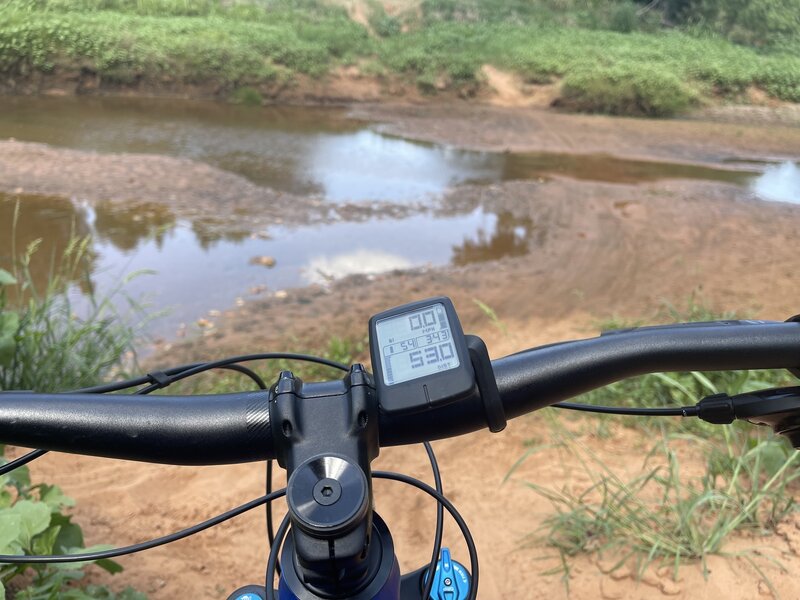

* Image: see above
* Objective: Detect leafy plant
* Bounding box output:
[0,218,146,596]
[0,452,145,599]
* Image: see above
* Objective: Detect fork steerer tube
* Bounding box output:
[270,365,381,597]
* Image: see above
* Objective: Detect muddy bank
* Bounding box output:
[156,176,800,363]
[352,103,800,164]
[0,140,426,235]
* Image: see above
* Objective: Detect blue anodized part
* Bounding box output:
[423,548,470,600]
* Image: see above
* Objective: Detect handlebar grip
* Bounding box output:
[493,321,800,419]
[0,390,274,465]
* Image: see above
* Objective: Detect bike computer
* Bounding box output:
[369,297,476,414]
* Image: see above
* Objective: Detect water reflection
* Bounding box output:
[753,162,800,204]
[303,249,413,285]
[91,200,176,252]
[0,96,771,204]
[0,97,500,202]
[0,193,94,296]
[452,212,534,265]
[1,192,536,333]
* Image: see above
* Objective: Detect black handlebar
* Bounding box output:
[1,320,798,464]
[0,390,271,465]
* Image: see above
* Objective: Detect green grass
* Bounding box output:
[0,235,143,393]
[0,0,371,86]
[2,0,800,115]
[515,421,800,594]
[509,300,800,591]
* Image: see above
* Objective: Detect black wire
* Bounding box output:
[68,363,205,394]
[421,442,443,600]
[374,471,479,600]
[264,514,291,599]
[0,449,48,477]
[218,364,268,390]
[552,402,698,417]
[266,459,281,577]
[139,353,349,393]
[0,489,287,564]
[265,472,478,600]
[71,352,348,395]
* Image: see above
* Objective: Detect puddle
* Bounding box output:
[752,162,800,204]
[1,97,797,341]
[0,96,773,202]
[0,193,530,335]
[0,97,500,202]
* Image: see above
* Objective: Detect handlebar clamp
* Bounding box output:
[465,335,506,433]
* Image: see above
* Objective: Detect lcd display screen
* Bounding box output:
[375,302,460,386]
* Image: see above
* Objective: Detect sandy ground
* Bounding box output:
[3,104,800,599]
[350,103,800,163]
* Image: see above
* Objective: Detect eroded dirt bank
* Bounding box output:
[352,103,800,164]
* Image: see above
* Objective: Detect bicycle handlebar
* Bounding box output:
[1,320,798,464]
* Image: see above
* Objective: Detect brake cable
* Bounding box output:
[552,402,698,416]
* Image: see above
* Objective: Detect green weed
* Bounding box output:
[515,421,799,590]
[0,234,143,392]
[229,86,263,106]
[559,66,698,117]
[473,298,509,336]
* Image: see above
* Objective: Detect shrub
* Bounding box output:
[229,86,263,106]
[0,237,140,392]
[558,67,698,117]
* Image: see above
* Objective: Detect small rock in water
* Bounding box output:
[249,255,277,268]
[249,284,267,295]
[235,297,245,307]
[196,318,214,328]
[274,290,288,299]
[250,230,272,240]
[208,309,222,317]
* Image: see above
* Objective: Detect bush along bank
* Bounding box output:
[1,0,800,117]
